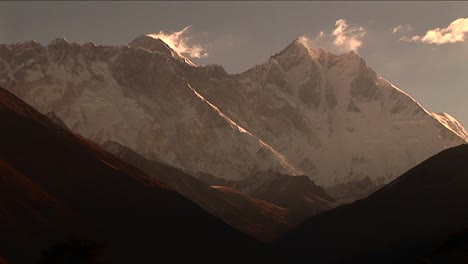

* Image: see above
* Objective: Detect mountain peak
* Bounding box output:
[47,38,82,50]
[49,37,70,46]
[264,37,318,71]
[129,35,174,56]
[129,35,196,66]
[280,37,366,66]
[12,40,43,51]
[291,36,309,47]
[279,37,315,57]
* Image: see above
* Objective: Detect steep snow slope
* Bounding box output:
[0,37,298,180]
[187,38,468,186]
[432,112,468,140]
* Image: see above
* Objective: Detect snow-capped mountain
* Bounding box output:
[186,37,468,186]
[0,36,466,187]
[0,36,298,180]
[129,35,197,66]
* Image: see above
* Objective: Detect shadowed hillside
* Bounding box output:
[0,87,263,264]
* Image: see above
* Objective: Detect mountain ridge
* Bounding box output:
[0,36,466,191]
[0,36,300,180]
[185,37,468,187]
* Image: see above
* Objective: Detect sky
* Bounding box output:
[1,1,467,126]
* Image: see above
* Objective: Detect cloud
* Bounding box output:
[147,26,208,58]
[403,18,468,45]
[307,19,366,53]
[392,24,413,34]
[332,19,366,52]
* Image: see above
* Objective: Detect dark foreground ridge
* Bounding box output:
[102,140,291,242]
[0,87,265,264]
[274,143,468,263]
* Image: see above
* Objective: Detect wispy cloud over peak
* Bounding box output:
[332,19,366,52]
[305,19,366,54]
[147,26,208,58]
